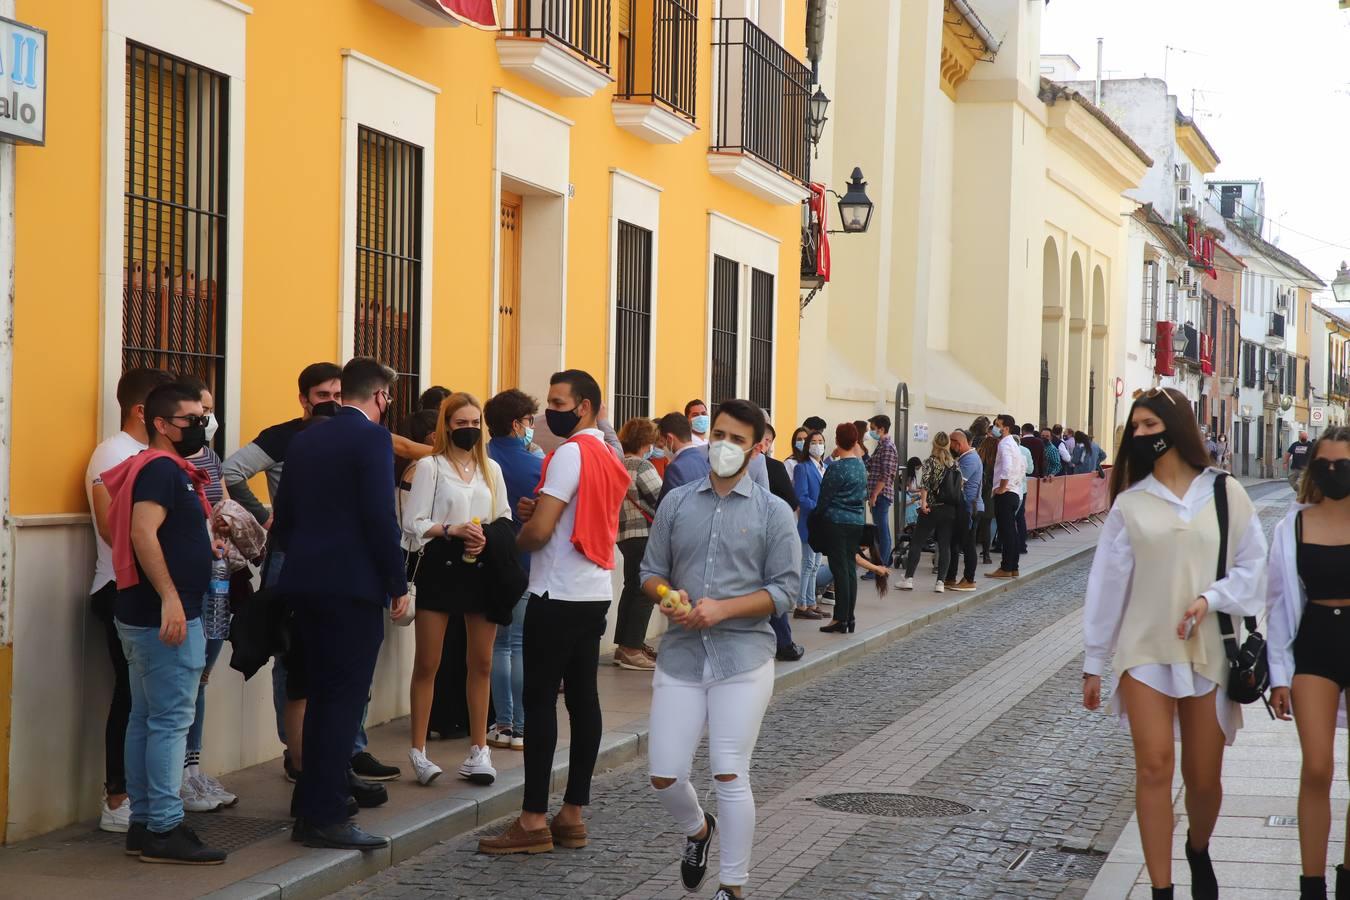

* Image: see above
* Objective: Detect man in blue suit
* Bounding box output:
[272,358,410,850]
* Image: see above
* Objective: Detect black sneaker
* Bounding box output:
[124,822,148,856]
[351,751,401,782]
[283,749,300,783]
[680,812,717,891]
[139,824,227,866]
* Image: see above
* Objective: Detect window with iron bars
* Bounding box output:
[710,255,739,408]
[122,42,229,445]
[612,221,653,426]
[1140,260,1158,343]
[748,268,774,416]
[355,126,423,428]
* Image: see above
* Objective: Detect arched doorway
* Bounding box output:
[1040,238,1063,426]
[1066,253,1086,429]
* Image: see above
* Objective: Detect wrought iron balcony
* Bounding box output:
[709,17,811,201]
[1268,311,1286,340]
[509,0,611,69]
[617,0,697,121]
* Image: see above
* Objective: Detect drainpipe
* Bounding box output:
[0,0,16,847]
[1094,37,1103,106]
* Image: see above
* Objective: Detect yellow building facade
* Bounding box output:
[3,0,809,841]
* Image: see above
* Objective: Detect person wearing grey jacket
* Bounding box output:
[945,429,983,591]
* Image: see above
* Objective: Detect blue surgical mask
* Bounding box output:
[691,414,710,434]
[991,426,1003,438]
[867,430,879,442]
[649,447,666,460]
[793,440,805,452]
[521,426,535,446]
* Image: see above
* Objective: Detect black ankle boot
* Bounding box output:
[1184,831,1218,900]
[1336,864,1350,900]
[1303,875,1329,900]
[1151,887,1174,900]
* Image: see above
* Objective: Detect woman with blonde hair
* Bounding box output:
[899,431,960,593]
[1268,426,1350,900]
[401,392,511,788]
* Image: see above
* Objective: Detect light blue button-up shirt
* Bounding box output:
[640,473,801,682]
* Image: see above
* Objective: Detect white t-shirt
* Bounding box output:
[400,455,510,551]
[527,428,614,603]
[86,430,149,594]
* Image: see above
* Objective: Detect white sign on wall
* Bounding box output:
[1311,406,1326,427]
[0,17,45,146]
[912,423,929,442]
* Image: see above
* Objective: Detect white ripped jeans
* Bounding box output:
[649,657,775,888]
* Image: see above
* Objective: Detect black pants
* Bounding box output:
[292,595,384,826]
[614,538,654,650]
[975,514,991,559]
[994,491,1022,573]
[1015,495,1029,553]
[822,521,863,626]
[904,505,954,581]
[945,505,978,584]
[91,582,130,795]
[522,594,609,813]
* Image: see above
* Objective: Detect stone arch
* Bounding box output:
[1066,253,1087,429]
[1039,237,1064,426]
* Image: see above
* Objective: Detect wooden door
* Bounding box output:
[498,191,522,390]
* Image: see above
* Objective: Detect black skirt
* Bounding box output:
[409,537,491,616]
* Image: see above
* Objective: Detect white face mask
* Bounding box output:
[708,440,747,478]
[809,443,826,459]
[204,412,219,443]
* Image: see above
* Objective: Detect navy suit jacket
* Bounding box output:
[272,407,408,605]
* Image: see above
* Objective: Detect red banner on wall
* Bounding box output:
[438,0,499,28]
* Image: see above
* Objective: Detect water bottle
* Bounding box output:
[462,517,482,564]
[203,555,231,639]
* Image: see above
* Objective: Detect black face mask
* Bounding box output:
[451,426,482,451]
[173,424,207,458]
[1128,430,1172,470]
[1310,458,1350,501]
[310,400,340,418]
[546,406,582,439]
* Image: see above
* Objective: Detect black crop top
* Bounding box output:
[1296,512,1350,602]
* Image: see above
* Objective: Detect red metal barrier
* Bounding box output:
[1035,476,1066,529]
[1062,474,1093,521]
[1022,478,1039,530]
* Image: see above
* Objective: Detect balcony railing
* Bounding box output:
[617,0,698,121]
[509,0,611,71]
[1180,323,1200,365]
[710,17,811,186]
[1333,375,1350,398]
[1268,311,1286,340]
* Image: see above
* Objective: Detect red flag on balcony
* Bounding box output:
[1155,321,1176,376]
[437,0,499,28]
[808,182,831,282]
[1200,333,1213,375]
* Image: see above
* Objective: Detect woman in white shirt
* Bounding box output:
[402,393,511,788]
[1082,387,1266,900]
[1267,426,1350,900]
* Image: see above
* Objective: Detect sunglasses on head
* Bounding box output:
[1140,387,1178,406]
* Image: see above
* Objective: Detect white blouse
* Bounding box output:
[400,454,510,552]
[1082,468,1268,744]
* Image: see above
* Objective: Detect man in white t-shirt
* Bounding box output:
[85,367,175,833]
[480,369,630,856]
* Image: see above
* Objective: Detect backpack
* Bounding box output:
[935,464,963,506]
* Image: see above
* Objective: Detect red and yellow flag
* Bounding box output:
[438,0,500,28]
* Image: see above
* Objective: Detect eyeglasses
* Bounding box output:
[166,414,210,429]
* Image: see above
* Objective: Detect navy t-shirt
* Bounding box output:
[115,457,212,627]
[1288,439,1312,471]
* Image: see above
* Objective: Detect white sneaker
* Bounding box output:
[194,773,238,808]
[898,577,914,591]
[99,795,131,833]
[181,772,223,812]
[458,745,497,786]
[934,579,945,593]
[486,724,514,749]
[510,731,524,751]
[409,747,443,786]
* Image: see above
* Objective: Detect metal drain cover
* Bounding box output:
[75,813,290,853]
[1008,848,1107,880]
[811,792,974,818]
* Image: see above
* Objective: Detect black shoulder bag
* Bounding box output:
[1213,473,1272,714]
[807,475,838,555]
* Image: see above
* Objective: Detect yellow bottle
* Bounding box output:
[462,517,482,564]
[657,584,690,613]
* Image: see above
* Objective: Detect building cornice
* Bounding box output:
[1045,99,1151,193]
[1175,122,1220,175]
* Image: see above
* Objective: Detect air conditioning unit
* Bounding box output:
[1177,162,1192,183]
[1187,281,1201,300]
[1276,290,1289,310]
[1178,185,1194,206]
[1181,267,1193,289]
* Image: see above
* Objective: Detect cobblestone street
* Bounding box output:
[333,557,1139,900]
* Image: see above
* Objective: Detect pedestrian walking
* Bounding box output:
[85,367,175,833]
[899,431,960,592]
[272,358,410,851]
[792,430,828,620]
[1287,430,1313,491]
[639,398,799,900]
[1266,426,1350,900]
[760,423,804,662]
[484,390,541,751]
[987,414,1026,578]
[817,423,867,634]
[478,370,629,856]
[1082,387,1267,900]
[402,392,513,788]
[944,429,983,592]
[614,417,663,671]
[100,382,226,864]
[866,415,899,573]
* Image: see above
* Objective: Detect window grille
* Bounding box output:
[122,42,229,440]
[1140,261,1157,342]
[355,126,423,427]
[613,221,652,426]
[748,269,774,416]
[710,256,739,407]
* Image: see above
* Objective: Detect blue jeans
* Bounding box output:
[492,593,528,733]
[118,618,206,833]
[872,496,893,568]
[187,638,224,756]
[797,538,821,608]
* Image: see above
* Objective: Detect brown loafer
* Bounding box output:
[984,569,1018,579]
[549,816,588,849]
[477,818,554,855]
[793,607,824,620]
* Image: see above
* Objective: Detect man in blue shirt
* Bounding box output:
[945,429,984,591]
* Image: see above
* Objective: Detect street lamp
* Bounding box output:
[1333,261,1350,305]
[1171,326,1188,356]
[807,86,830,146]
[831,167,874,234]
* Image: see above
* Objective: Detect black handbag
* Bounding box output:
[806,478,838,555]
[1212,473,1272,712]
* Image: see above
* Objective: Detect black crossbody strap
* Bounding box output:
[1212,474,1257,659]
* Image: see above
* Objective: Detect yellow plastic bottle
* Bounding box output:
[462,517,482,564]
[657,584,690,613]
